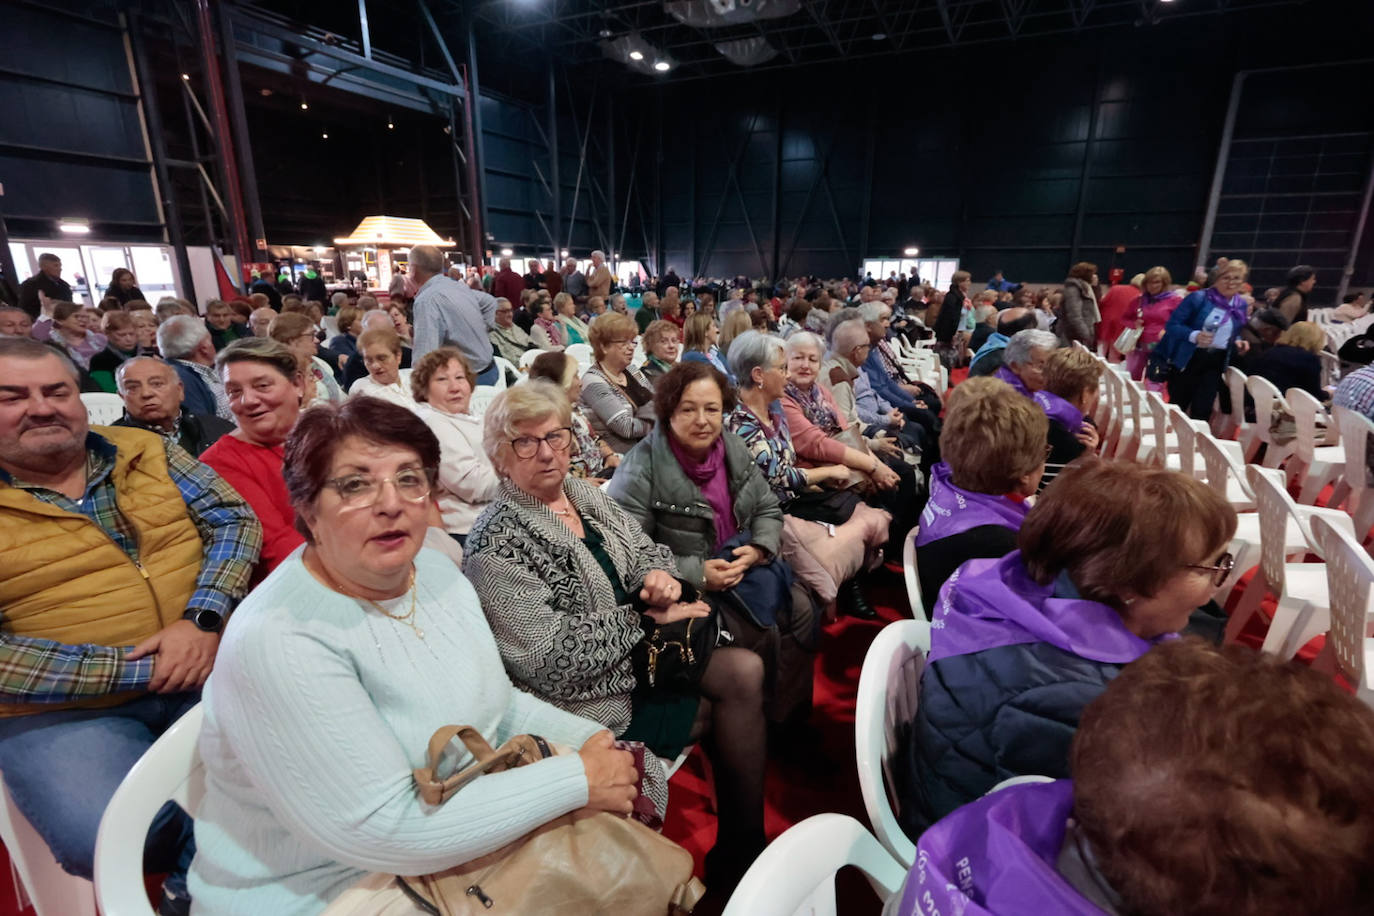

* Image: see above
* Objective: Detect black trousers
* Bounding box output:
[1168,348,1227,421]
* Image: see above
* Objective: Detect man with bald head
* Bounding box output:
[409,245,501,385]
[113,357,234,458]
[248,307,276,338]
[968,307,1038,377]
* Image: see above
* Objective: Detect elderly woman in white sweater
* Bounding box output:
[188,397,640,916]
[409,346,500,546]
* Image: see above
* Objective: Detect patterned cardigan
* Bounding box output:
[462,475,678,736]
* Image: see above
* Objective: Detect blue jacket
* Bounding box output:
[1160,290,1242,369]
[170,361,218,418]
[969,332,1010,373]
[863,347,916,410]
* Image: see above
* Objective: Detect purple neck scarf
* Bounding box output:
[928,552,1161,665]
[1033,390,1086,432]
[668,433,738,548]
[994,364,1032,398]
[897,781,1105,916]
[916,462,1029,547]
[783,381,840,435]
[1204,287,1248,331]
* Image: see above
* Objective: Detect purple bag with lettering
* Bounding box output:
[896,781,1106,916]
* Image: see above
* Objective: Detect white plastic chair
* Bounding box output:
[397,367,413,391]
[0,774,97,916]
[1220,366,1259,455]
[1165,403,1208,480]
[854,620,929,868]
[1227,466,1354,660]
[1319,350,1341,390]
[491,356,517,389]
[901,527,923,617]
[1245,375,1295,468]
[1334,406,1374,542]
[1284,387,1346,505]
[468,385,500,417]
[321,315,340,344]
[1194,428,1258,513]
[565,343,594,375]
[93,704,205,916]
[986,774,1055,795]
[518,348,543,371]
[1309,515,1374,708]
[80,391,125,426]
[721,814,906,916]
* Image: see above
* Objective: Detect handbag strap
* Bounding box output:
[413,727,553,806]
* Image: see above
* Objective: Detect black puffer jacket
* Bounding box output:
[896,640,1121,837]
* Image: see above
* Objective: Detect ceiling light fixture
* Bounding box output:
[321,131,329,139]
[300,99,309,110]
[500,247,514,257]
[903,246,919,256]
[629,50,644,60]
[561,249,570,257]
[654,60,671,71]
[387,116,394,130]
[58,219,91,235]
[180,73,191,81]
[872,32,887,40]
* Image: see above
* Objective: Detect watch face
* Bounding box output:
[194,609,223,631]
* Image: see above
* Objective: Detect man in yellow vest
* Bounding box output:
[0,338,262,916]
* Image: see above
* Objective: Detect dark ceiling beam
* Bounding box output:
[803,1,847,55]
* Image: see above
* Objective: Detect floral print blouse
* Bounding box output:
[726,402,809,504]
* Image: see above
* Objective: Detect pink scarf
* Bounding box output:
[668,433,738,549]
[536,315,563,346]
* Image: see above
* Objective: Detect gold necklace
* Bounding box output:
[314,556,424,640]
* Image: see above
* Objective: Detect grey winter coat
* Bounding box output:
[1056,277,1099,346]
[607,424,783,590]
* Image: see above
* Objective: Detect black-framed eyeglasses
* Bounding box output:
[1185,551,1234,588]
[325,467,436,508]
[510,427,574,459]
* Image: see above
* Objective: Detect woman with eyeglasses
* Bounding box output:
[189,397,639,916]
[464,380,768,894]
[580,311,656,454]
[900,460,1236,835]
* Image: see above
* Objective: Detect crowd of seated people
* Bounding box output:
[2,253,1370,916]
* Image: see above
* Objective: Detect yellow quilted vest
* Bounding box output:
[0,426,203,716]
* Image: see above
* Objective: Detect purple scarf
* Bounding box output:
[916,462,1029,547]
[929,552,1162,665]
[1033,390,1085,432]
[1205,286,1249,332]
[782,381,840,435]
[897,781,1104,916]
[668,433,738,549]
[994,364,1032,398]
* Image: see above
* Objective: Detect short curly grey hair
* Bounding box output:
[482,379,574,474]
[726,330,784,388]
[1004,329,1059,368]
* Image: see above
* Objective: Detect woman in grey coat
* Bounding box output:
[1057,262,1101,347]
[463,379,768,892]
[607,360,818,729]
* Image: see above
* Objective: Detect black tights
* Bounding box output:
[690,646,766,847]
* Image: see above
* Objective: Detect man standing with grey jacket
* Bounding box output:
[410,245,501,386]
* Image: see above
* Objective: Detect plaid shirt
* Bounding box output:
[0,432,262,703]
[1334,365,1374,419]
[876,338,911,383]
[175,358,234,422]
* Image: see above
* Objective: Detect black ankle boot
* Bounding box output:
[704,830,768,894]
[841,578,878,620]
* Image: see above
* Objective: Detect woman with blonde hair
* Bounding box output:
[639,319,681,387]
[1249,319,1329,403]
[528,350,620,481]
[581,311,656,453]
[553,291,589,345]
[1158,260,1253,419]
[1124,266,1182,385]
[681,312,729,378]
[718,309,752,357]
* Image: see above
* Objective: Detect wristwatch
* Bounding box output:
[186,607,224,633]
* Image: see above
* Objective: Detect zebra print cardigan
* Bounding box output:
[463,475,678,736]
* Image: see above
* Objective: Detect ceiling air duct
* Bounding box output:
[713,36,779,66]
[664,0,800,28]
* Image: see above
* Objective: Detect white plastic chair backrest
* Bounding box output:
[80,392,126,426]
[1335,406,1374,506]
[1286,387,1338,465]
[902,527,922,616]
[1247,464,1309,594]
[1166,404,1198,477]
[491,356,517,390]
[1319,350,1340,389]
[1245,375,1288,445]
[397,367,412,391]
[94,704,205,916]
[986,774,1055,795]
[321,315,340,340]
[721,813,907,916]
[518,348,542,370]
[1194,431,1240,502]
[854,619,929,868]
[1224,366,1249,430]
[565,343,594,374]
[1310,514,1374,691]
[468,385,500,417]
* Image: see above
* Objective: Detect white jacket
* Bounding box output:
[415,404,501,535]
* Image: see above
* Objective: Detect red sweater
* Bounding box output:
[201,434,304,583]
[780,386,849,467]
[492,268,525,306]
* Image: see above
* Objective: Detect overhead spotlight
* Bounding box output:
[653,60,671,71]
[629,50,644,60]
[300,99,309,110]
[58,218,91,235]
[872,33,887,40]
[500,247,514,257]
[903,246,919,256]
[560,249,569,257]
[598,28,612,38]
[321,131,329,139]
[387,115,394,130]
[259,88,273,97]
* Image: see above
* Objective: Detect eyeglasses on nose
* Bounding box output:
[510,427,574,459]
[326,468,435,507]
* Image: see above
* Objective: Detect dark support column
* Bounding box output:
[688,130,697,277]
[771,101,783,280]
[1069,50,1104,269]
[655,96,664,274]
[858,99,876,275]
[216,1,265,263]
[128,11,193,300]
[196,0,249,286]
[1337,145,1374,306]
[607,95,616,274]
[0,194,17,305]
[450,100,476,263]
[548,61,561,262]
[464,19,488,259]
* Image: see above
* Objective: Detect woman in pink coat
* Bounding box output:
[1125,266,1182,386]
